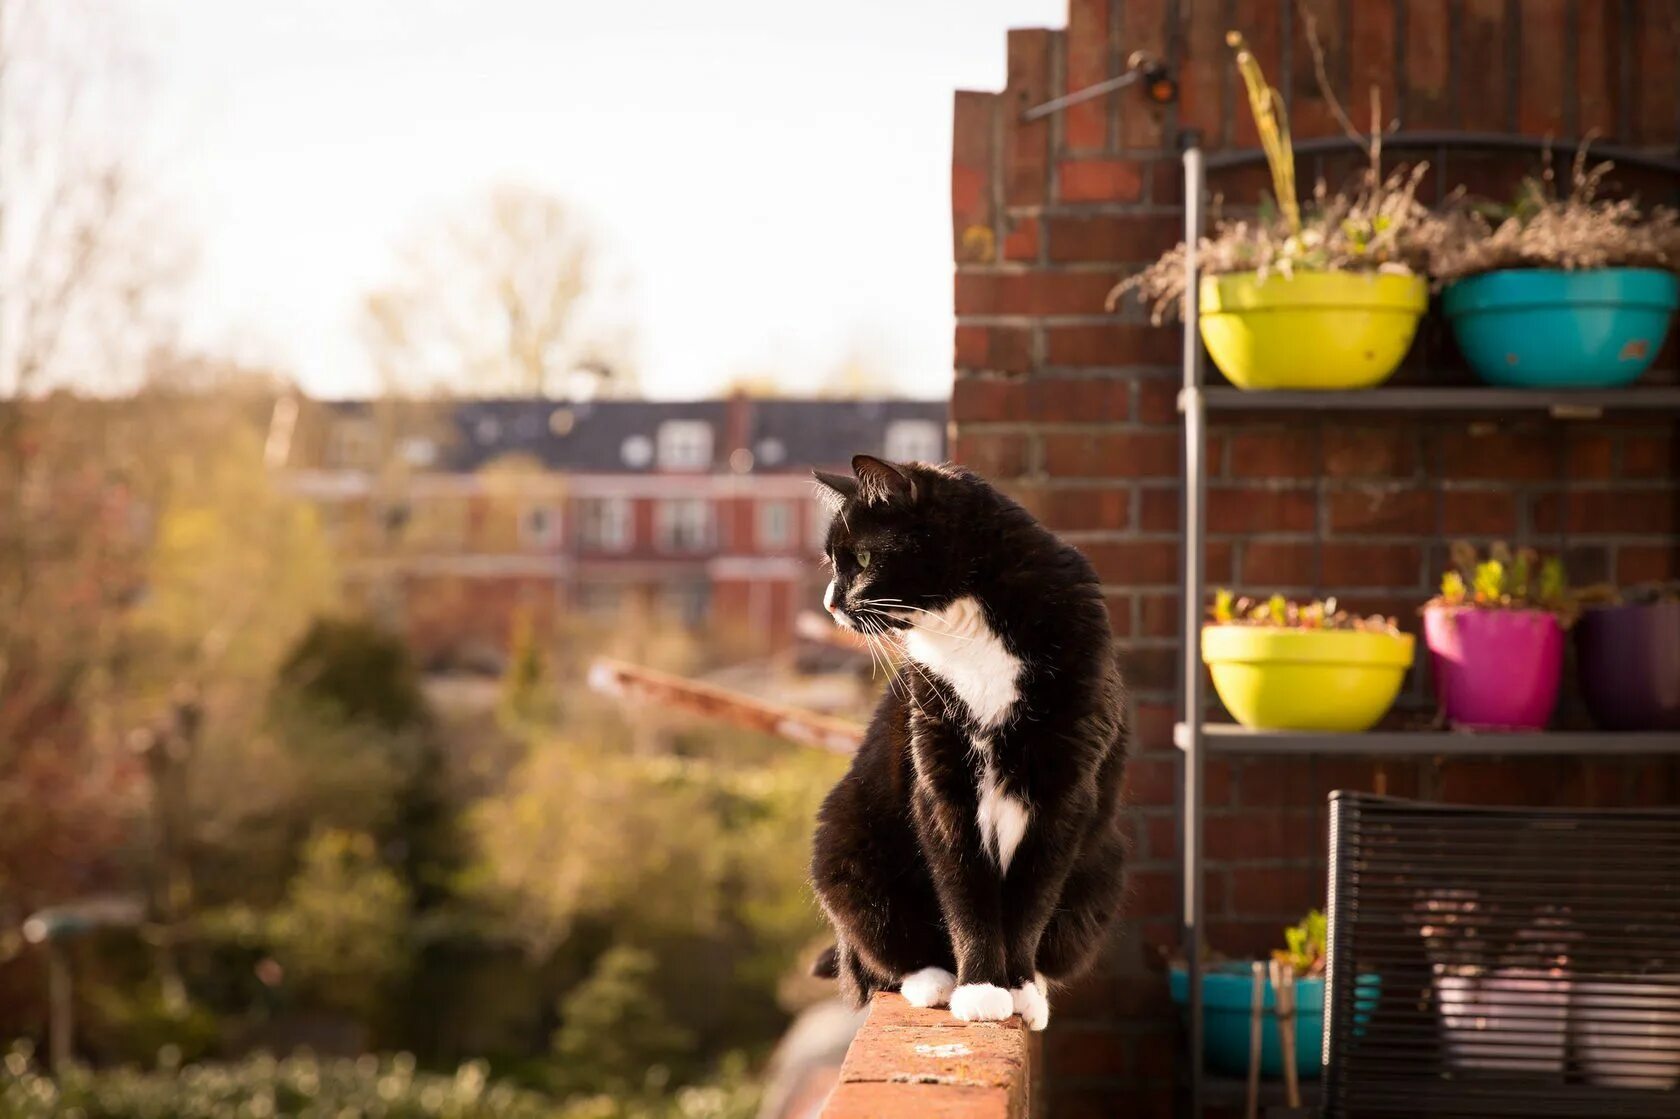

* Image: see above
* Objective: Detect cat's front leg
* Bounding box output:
[909,775,1013,1022]
[998,797,1093,1032]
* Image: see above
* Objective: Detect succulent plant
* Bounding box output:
[1431,543,1573,619]
[1273,909,1328,977]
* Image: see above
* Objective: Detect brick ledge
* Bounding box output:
[820,994,1032,1119]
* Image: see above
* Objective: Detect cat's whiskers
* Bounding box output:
[853,598,976,642]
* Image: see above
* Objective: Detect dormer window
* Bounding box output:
[657,420,713,471]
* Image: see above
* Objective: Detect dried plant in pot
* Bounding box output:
[1574,581,1680,731]
[1424,151,1680,388]
[1422,544,1572,730]
[1109,31,1439,391]
[1200,591,1414,732]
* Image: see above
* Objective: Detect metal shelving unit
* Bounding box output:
[1173,132,1680,1117]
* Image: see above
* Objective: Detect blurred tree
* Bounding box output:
[552,946,695,1096]
[499,607,559,729]
[362,186,638,398]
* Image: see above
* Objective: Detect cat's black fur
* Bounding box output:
[808,455,1128,1015]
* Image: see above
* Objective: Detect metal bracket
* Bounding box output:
[1020,51,1176,122]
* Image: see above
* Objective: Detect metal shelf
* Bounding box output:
[1175,723,1680,756]
[1186,385,1680,416]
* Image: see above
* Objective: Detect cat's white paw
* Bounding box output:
[949,983,1014,1023]
[900,967,957,1008]
[1011,979,1050,1031]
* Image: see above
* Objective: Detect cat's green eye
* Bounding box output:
[856,549,872,569]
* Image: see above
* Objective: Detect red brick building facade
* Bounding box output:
[952,3,1679,1114]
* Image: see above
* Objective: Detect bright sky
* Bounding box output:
[121,0,1066,400]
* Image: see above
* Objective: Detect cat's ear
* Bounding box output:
[851,455,917,505]
[812,469,858,511]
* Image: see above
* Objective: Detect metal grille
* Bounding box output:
[1323,793,1680,1118]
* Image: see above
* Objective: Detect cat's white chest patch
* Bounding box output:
[972,738,1029,873]
[899,595,1022,730]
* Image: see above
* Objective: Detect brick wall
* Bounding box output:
[952,2,1680,1115]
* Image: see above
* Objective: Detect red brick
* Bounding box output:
[1439,429,1558,481]
[1049,1026,1131,1080]
[1230,866,1324,917]
[1235,757,1314,806]
[1323,427,1417,477]
[1118,0,1169,151]
[1557,491,1677,535]
[954,326,1033,374]
[1045,323,1179,367]
[840,1024,1025,1090]
[1000,215,1039,262]
[1177,3,1227,140]
[1325,487,1433,534]
[952,431,1030,478]
[824,1082,1013,1119]
[1240,540,1316,587]
[1139,486,1178,531]
[1440,488,1520,536]
[1137,377,1180,424]
[1139,593,1179,638]
[1404,0,1454,127]
[1459,0,1509,133]
[1634,0,1679,144]
[1045,214,1182,264]
[1287,0,1340,139]
[1132,702,1177,752]
[1063,0,1111,151]
[1577,2,1621,135]
[1567,432,1615,479]
[1057,158,1146,202]
[1122,754,1178,806]
[1143,811,1178,859]
[1321,542,1423,589]
[1102,594,1134,637]
[1621,434,1675,479]
[952,91,998,263]
[1043,430,1178,478]
[1003,30,1054,207]
[1517,0,1569,135]
[1349,0,1398,133]
[955,271,1118,316]
[1209,487,1318,533]
[1226,431,1319,478]
[1043,485,1132,531]
[1022,376,1131,422]
[1084,539,1179,585]
[1124,645,1178,692]
[952,377,1024,423]
[1617,545,1680,584]
[1206,812,1321,861]
[1126,868,1182,917]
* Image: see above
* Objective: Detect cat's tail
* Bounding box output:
[810,943,839,979]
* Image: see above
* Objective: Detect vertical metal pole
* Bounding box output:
[47,942,72,1071]
[1179,141,1208,1118]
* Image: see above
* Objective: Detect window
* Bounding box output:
[475,415,502,445]
[400,437,437,467]
[327,420,374,469]
[575,583,623,619]
[578,497,633,552]
[521,504,559,548]
[621,435,654,468]
[808,501,833,551]
[657,420,713,471]
[884,418,942,463]
[756,437,786,466]
[758,501,794,550]
[657,498,715,553]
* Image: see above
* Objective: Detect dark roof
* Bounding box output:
[326,397,948,473]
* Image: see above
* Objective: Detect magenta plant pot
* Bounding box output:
[1423,606,1563,730]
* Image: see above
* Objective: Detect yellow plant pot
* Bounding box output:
[1202,626,1416,732]
[1199,271,1428,390]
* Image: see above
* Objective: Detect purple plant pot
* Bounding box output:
[1423,606,1563,730]
[1576,601,1680,731]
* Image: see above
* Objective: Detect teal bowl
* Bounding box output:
[1442,267,1679,388]
[1170,964,1381,1079]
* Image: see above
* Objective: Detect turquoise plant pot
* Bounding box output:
[1442,267,1679,388]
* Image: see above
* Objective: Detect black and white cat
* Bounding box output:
[808,455,1128,1031]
